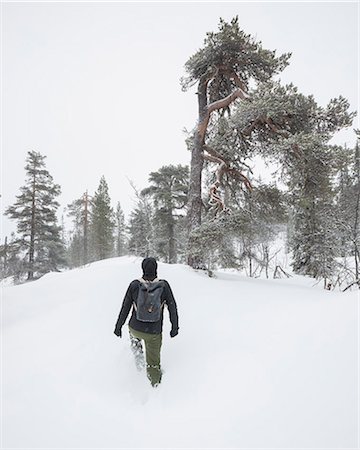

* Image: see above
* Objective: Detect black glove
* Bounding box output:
[114,327,122,337]
[170,328,178,338]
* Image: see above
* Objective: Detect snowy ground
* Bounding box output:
[1,256,359,449]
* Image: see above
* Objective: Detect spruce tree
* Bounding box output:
[0,234,23,282]
[335,136,360,282]
[90,176,115,261]
[240,183,287,277]
[115,202,126,257]
[128,192,154,258]
[67,233,83,268]
[67,191,93,266]
[0,236,9,279]
[142,165,189,264]
[5,151,66,280]
[286,137,340,285]
[352,139,360,279]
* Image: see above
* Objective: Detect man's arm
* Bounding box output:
[164,281,179,337]
[114,282,135,337]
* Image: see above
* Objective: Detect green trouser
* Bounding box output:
[128,326,162,386]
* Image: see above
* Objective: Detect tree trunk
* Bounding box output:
[355,245,360,280]
[264,244,269,279]
[83,191,89,264]
[3,236,8,273]
[117,234,122,257]
[168,210,176,264]
[249,252,253,277]
[353,167,360,279]
[187,78,208,267]
[28,174,36,280]
[186,73,249,268]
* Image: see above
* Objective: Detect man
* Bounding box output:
[114,257,179,387]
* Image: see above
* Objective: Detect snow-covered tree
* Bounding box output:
[237,183,287,277]
[0,233,23,282]
[142,165,189,264]
[284,136,343,286]
[115,202,127,257]
[188,182,287,274]
[182,16,355,273]
[67,191,93,266]
[196,78,354,280]
[128,191,154,258]
[90,176,115,261]
[335,135,360,283]
[182,16,291,267]
[5,151,66,280]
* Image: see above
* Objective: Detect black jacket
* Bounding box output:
[114,279,179,335]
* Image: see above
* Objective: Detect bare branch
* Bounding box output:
[203,144,252,213]
[208,88,248,115]
[227,168,252,192]
[342,280,360,292]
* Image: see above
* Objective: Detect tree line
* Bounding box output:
[0,153,190,283]
[1,17,358,290]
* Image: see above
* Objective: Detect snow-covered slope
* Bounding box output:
[2,256,358,448]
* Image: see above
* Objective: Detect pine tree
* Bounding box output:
[67,191,93,266]
[188,183,287,274]
[287,137,339,285]
[198,79,354,280]
[353,139,360,279]
[67,233,83,268]
[90,176,115,261]
[6,234,23,283]
[142,165,189,264]
[5,151,66,280]
[115,202,126,257]
[239,183,287,277]
[335,136,360,282]
[0,234,22,281]
[0,236,9,279]
[128,191,154,258]
[182,16,355,270]
[182,16,291,267]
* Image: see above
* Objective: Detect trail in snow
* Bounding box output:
[2,256,358,448]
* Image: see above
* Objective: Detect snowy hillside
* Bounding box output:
[2,256,358,448]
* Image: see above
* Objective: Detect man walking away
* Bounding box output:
[114,257,179,387]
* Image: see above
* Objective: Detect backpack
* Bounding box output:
[134,279,165,322]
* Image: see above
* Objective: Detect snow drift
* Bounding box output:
[2,256,358,448]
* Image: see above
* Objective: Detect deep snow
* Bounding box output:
[1,256,359,449]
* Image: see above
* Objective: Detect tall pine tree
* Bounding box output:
[115,202,126,257]
[90,176,115,261]
[335,135,360,283]
[5,151,66,280]
[128,190,154,258]
[142,165,189,264]
[182,16,291,267]
[67,191,93,266]
[285,136,340,286]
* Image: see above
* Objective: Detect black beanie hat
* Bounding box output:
[141,257,158,281]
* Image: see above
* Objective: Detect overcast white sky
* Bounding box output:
[1,1,359,239]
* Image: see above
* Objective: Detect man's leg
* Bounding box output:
[128,327,145,371]
[128,326,162,387]
[143,332,162,387]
